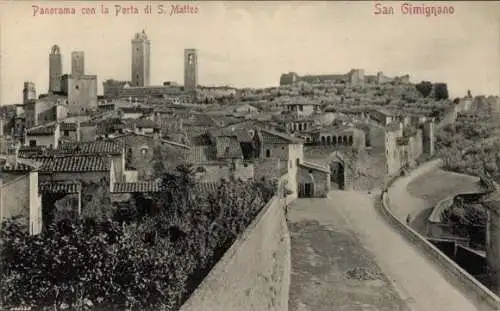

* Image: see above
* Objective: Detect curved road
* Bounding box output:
[387,159,443,222]
[288,188,478,311]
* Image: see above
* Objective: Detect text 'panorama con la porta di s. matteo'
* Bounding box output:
[32,3,200,17]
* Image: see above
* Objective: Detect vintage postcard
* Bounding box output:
[0,1,499,311]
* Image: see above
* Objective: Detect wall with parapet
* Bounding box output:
[180,182,291,311]
[381,180,500,311]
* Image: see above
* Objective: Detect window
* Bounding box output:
[141,148,148,155]
[266,149,270,158]
[75,85,80,90]
[188,54,193,65]
[243,163,248,168]
[29,140,36,147]
[282,146,285,150]
[309,170,313,174]
[296,158,300,166]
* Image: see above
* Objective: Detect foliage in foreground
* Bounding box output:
[441,198,487,248]
[0,166,276,311]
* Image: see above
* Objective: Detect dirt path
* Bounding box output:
[288,191,478,311]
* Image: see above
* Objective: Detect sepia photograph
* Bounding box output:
[0,1,499,310]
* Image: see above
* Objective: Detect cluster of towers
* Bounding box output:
[131,30,198,92]
[49,46,87,93]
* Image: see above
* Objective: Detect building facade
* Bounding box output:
[23,82,37,105]
[61,74,98,114]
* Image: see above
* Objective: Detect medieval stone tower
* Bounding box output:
[71,51,85,76]
[23,81,36,104]
[184,48,198,92]
[49,45,62,93]
[131,30,151,87]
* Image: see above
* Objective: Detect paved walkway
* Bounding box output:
[387,159,443,222]
[288,191,478,311]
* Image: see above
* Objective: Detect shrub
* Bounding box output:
[0,166,276,311]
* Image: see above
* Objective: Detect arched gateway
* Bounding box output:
[329,151,346,190]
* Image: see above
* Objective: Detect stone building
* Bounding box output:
[253,128,330,198]
[184,48,198,93]
[384,121,427,177]
[309,125,366,151]
[49,45,63,93]
[272,114,316,134]
[284,101,321,118]
[112,131,189,180]
[102,80,130,99]
[185,131,254,183]
[297,161,330,197]
[60,74,98,114]
[346,69,365,86]
[279,72,299,86]
[23,82,37,105]
[0,145,42,235]
[131,30,151,87]
[24,97,69,129]
[25,122,61,149]
[370,108,395,125]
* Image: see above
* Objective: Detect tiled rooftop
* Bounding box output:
[209,128,254,143]
[300,161,330,173]
[0,157,41,172]
[29,155,111,172]
[26,123,56,136]
[185,145,217,163]
[60,122,78,131]
[194,182,221,193]
[111,131,190,149]
[260,128,304,144]
[58,141,124,155]
[39,181,81,194]
[215,136,243,159]
[113,180,160,193]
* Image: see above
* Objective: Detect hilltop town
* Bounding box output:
[1,30,500,311]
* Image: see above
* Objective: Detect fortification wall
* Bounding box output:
[381,170,500,311]
[180,190,291,311]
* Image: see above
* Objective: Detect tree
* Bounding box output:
[433,83,449,100]
[80,179,115,223]
[0,171,276,310]
[416,81,433,98]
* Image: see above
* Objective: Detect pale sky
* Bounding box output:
[1,1,499,105]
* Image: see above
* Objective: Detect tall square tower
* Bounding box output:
[49,45,62,93]
[131,30,151,87]
[71,51,85,76]
[184,49,198,92]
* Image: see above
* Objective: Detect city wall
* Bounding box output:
[380,177,500,311]
[180,182,291,311]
